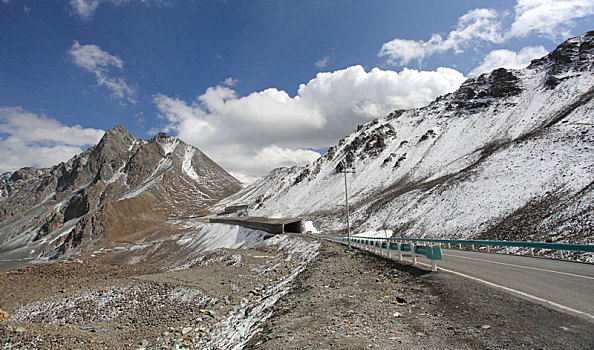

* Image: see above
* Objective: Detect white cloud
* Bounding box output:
[509,0,594,39]
[379,1,594,66]
[0,107,105,174]
[23,5,31,15]
[315,56,329,70]
[69,0,100,19]
[379,8,503,65]
[469,45,549,76]
[69,0,163,20]
[68,41,136,103]
[222,77,238,87]
[155,65,466,177]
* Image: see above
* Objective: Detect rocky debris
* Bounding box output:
[0,309,8,322]
[10,281,216,327]
[418,129,436,143]
[0,233,322,349]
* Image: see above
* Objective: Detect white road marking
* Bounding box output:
[417,261,594,322]
[443,253,594,280]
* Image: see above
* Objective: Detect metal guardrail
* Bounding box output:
[378,237,594,260]
[310,233,594,270]
[312,233,444,271]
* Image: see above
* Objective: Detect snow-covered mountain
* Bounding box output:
[0,126,242,262]
[223,31,594,245]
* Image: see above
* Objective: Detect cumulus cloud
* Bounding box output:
[315,56,330,70]
[68,41,136,103]
[379,0,594,66]
[155,65,466,178]
[0,107,105,174]
[469,45,549,76]
[509,0,594,39]
[379,8,503,65]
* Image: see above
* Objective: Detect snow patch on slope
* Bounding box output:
[182,146,201,182]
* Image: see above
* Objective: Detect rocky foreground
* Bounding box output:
[1,236,593,349]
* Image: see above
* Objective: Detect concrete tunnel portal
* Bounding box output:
[209,216,304,234]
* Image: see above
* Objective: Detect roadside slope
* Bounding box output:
[248,239,594,349]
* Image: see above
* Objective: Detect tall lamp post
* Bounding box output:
[339,159,355,249]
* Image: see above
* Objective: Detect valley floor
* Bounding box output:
[0,237,593,349]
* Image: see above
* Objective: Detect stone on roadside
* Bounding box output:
[0,309,8,322]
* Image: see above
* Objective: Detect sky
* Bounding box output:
[0,0,593,182]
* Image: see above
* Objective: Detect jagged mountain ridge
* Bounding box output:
[223,31,594,246]
[0,126,241,262]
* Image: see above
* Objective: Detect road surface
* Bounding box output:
[413,248,594,320]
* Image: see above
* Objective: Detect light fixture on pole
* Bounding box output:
[338,159,355,249]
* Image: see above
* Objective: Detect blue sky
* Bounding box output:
[1,0,593,180]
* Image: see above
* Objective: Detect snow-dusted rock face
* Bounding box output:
[0,126,241,261]
[225,31,594,244]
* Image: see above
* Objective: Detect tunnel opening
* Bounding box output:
[283,219,304,233]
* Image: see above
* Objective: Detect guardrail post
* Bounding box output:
[471,244,475,251]
[411,244,417,265]
[397,243,402,261]
[505,246,509,254]
[387,241,392,259]
[530,248,534,256]
[431,259,437,272]
[448,243,451,249]
[486,245,490,252]
[559,250,564,260]
[458,243,462,249]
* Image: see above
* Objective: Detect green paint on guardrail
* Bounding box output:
[349,236,594,253]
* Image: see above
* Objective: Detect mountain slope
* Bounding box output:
[0,126,242,262]
[223,31,594,246]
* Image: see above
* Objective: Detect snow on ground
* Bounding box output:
[177,220,270,252]
[353,230,393,238]
[159,138,180,156]
[182,146,201,182]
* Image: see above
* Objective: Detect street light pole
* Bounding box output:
[339,159,355,249]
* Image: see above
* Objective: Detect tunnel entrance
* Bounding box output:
[209,217,304,234]
[283,219,304,233]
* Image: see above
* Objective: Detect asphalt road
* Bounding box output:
[416,248,594,320]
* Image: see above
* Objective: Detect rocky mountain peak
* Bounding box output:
[529,30,594,83]
[0,126,241,260]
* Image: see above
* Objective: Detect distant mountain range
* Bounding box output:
[1,32,593,266]
[0,126,241,262]
[222,31,594,246]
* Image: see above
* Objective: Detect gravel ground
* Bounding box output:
[247,238,594,350]
[1,236,593,349]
